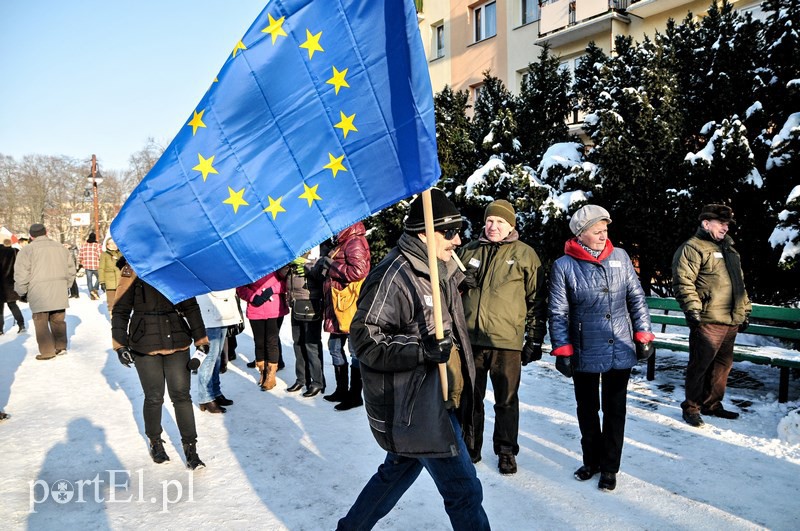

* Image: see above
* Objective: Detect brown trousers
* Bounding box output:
[682,323,738,414]
[32,310,67,357]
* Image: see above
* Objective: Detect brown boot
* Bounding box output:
[199,401,226,413]
[256,361,267,390]
[263,362,278,390]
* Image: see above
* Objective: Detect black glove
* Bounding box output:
[316,256,333,278]
[555,356,573,378]
[251,287,274,307]
[460,268,478,290]
[636,342,654,361]
[20,294,28,303]
[197,343,210,354]
[521,341,543,366]
[422,331,453,364]
[116,347,134,367]
[187,344,210,371]
[685,310,701,327]
[739,314,750,332]
[100,283,106,293]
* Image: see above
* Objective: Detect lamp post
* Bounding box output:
[86,154,104,237]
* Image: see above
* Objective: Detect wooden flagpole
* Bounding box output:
[420,189,449,402]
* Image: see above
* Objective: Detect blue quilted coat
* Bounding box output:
[548,239,652,373]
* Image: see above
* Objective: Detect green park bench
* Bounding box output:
[645,297,800,403]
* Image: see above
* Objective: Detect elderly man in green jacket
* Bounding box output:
[672,204,751,428]
[459,199,547,475]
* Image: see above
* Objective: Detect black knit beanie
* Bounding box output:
[404,188,462,233]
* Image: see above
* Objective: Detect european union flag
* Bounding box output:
[110,0,440,302]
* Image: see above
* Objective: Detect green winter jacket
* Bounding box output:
[458,232,547,350]
[672,227,751,326]
[98,249,122,290]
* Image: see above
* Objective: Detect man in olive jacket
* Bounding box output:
[458,199,547,474]
[672,204,751,427]
[14,224,76,360]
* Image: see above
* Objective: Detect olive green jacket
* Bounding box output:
[672,227,751,326]
[458,232,547,350]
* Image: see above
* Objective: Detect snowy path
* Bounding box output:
[1,290,799,530]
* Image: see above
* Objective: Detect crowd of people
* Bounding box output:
[0,194,750,528]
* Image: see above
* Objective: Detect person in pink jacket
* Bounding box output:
[237,267,289,391]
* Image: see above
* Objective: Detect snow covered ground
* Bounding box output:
[1,286,799,530]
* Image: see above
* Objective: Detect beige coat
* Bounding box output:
[14,235,77,313]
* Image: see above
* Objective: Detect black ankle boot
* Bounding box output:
[334,366,363,411]
[324,365,349,402]
[183,442,205,470]
[149,438,170,464]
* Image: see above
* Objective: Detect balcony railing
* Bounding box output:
[539,0,631,37]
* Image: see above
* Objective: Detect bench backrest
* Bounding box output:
[645,297,800,343]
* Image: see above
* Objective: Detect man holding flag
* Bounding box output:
[339,189,490,530]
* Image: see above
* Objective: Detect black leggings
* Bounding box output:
[250,316,284,363]
[134,350,197,444]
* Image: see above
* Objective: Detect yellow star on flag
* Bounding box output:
[232,40,247,58]
[261,13,287,44]
[323,153,347,178]
[299,29,323,59]
[264,196,286,219]
[223,187,249,213]
[299,183,322,207]
[187,109,207,136]
[326,66,350,95]
[334,111,358,138]
[192,154,219,182]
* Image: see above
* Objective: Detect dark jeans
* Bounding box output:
[133,349,197,444]
[1,300,24,329]
[85,269,99,292]
[32,310,67,356]
[573,368,631,474]
[250,316,284,363]
[472,347,521,456]
[291,316,325,388]
[682,323,738,414]
[337,412,490,531]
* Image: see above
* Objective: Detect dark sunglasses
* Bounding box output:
[440,228,460,240]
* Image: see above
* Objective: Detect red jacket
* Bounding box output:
[323,222,371,334]
[237,271,288,320]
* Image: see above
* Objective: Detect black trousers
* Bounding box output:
[573,368,631,474]
[472,347,522,456]
[1,300,24,329]
[291,316,325,388]
[133,350,197,444]
[682,323,738,414]
[250,316,284,363]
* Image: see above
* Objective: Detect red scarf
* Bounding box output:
[564,238,614,263]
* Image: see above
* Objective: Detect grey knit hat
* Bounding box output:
[29,223,46,237]
[569,205,612,235]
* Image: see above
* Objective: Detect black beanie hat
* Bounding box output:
[404,188,462,234]
[87,232,97,243]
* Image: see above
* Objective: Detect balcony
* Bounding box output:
[536,0,631,48]
[626,0,696,18]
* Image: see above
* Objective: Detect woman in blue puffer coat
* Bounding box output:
[548,205,654,492]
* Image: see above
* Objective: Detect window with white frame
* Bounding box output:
[433,22,445,58]
[473,1,497,42]
[472,83,484,104]
[522,0,539,25]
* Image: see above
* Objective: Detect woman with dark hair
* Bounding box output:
[548,205,654,491]
[111,258,209,469]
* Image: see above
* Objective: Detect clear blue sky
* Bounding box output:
[0,1,267,172]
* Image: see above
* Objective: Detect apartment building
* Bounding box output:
[418,0,764,104]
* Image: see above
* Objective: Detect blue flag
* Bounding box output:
[111,0,440,302]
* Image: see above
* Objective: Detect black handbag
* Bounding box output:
[292,298,322,321]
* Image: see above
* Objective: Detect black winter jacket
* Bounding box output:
[350,233,476,458]
[111,265,208,355]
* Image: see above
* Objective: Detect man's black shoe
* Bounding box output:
[701,406,740,419]
[574,464,601,481]
[498,453,517,475]
[682,411,705,427]
[598,472,616,491]
[286,382,304,392]
[470,452,481,464]
[246,360,257,369]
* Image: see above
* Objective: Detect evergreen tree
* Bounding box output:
[471,73,517,164]
[517,44,572,168]
[434,86,477,191]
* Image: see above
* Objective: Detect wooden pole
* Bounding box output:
[91,154,99,237]
[420,189,448,402]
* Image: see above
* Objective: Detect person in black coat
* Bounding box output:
[0,239,25,334]
[111,258,209,469]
